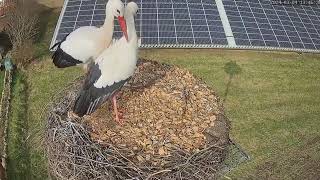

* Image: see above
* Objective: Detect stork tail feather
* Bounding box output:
[73,89,108,117]
[73,90,91,117]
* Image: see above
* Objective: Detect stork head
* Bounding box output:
[106,0,128,41]
[125,2,139,16]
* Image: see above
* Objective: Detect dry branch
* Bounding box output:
[5,0,38,67]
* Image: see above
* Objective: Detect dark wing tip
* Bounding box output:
[52,47,83,68]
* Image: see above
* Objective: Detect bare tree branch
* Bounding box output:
[5,0,39,68]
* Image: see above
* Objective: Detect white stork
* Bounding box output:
[72,2,139,124]
[51,0,128,68]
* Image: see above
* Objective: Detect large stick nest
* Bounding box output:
[46,60,231,180]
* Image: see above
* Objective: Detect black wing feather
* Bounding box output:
[51,34,83,68]
[73,63,129,117]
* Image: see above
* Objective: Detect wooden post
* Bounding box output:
[0,70,12,180]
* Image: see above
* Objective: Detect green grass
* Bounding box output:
[26,61,82,179]
[140,49,320,179]
[7,72,31,180]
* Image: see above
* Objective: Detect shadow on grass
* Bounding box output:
[35,8,54,44]
[33,2,59,59]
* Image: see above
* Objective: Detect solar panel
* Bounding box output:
[224,0,320,52]
[51,0,320,52]
[51,0,227,49]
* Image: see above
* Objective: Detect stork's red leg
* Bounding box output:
[112,94,123,124]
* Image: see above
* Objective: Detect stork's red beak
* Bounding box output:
[118,16,128,42]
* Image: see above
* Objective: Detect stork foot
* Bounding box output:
[112,92,125,125]
[114,109,124,125]
[114,115,123,125]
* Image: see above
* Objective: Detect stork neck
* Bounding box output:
[102,12,114,32]
[126,16,136,41]
[100,11,114,47]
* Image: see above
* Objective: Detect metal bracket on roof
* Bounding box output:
[215,0,236,47]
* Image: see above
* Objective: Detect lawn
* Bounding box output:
[6,2,320,179]
[140,49,320,179]
[6,72,30,180]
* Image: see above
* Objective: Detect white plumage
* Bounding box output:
[59,26,109,62]
[51,0,128,68]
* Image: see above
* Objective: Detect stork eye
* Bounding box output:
[117,9,120,14]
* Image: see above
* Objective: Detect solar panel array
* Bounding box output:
[51,0,320,52]
[52,0,227,48]
[224,0,320,51]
